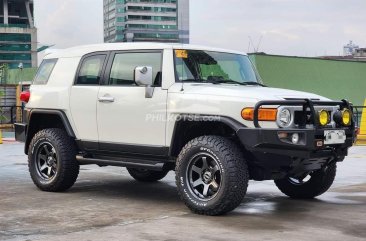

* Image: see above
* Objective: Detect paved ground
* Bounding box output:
[0,142,365,241]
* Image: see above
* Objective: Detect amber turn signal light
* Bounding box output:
[241,108,277,121]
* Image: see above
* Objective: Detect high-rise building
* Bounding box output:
[104,0,189,43]
[0,0,37,69]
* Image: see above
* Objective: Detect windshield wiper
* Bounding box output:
[180,79,266,87]
[181,78,209,83]
[209,79,267,87]
[241,81,267,87]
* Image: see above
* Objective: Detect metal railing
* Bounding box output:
[353,106,366,128]
[0,105,24,128]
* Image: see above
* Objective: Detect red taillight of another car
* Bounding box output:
[20,90,30,103]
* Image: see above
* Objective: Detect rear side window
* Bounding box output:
[76,55,106,85]
[33,59,58,85]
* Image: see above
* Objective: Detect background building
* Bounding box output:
[104,0,189,43]
[0,0,37,69]
[249,53,366,106]
[321,41,366,62]
[343,40,359,56]
[354,48,366,58]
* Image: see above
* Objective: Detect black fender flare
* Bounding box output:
[168,114,246,156]
[24,109,75,154]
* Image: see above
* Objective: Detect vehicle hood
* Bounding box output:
[169,83,330,101]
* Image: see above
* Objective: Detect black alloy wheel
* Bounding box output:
[187,153,222,201]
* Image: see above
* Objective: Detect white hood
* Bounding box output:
[169,83,330,101]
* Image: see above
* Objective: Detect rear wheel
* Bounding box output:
[127,168,169,182]
[28,128,79,192]
[274,163,337,199]
[175,136,249,216]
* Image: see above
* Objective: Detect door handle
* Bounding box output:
[98,95,115,103]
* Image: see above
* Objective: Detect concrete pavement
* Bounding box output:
[0,143,365,241]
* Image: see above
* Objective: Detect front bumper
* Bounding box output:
[237,127,353,159]
[14,123,27,142]
[241,98,355,159]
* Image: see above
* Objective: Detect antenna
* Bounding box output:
[248,35,263,53]
[256,35,263,52]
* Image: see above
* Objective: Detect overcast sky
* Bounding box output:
[34,0,366,57]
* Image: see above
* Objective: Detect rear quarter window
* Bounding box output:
[33,59,58,85]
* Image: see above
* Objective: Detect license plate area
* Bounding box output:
[324,130,346,145]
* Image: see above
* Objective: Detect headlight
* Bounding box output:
[341,109,351,126]
[276,108,292,128]
[318,110,330,126]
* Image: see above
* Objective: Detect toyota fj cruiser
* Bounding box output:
[15,43,356,215]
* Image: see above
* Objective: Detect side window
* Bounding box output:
[109,52,162,86]
[33,59,58,85]
[76,55,106,85]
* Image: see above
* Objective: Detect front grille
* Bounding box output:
[294,111,312,126]
[294,110,333,128]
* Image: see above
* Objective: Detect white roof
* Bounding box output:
[44,42,247,59]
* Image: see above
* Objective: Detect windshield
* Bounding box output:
[174,49,260,84]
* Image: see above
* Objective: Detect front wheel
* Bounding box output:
[274,163,337,199]
[175,136,249,216]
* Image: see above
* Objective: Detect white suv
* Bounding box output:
[15,43,356,215]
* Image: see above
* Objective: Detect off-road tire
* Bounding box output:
[28,128,79,192]
[274,163,337,199]
[175,135,249,216]
[127,168,169,182]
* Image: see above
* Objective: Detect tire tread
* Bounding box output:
[175,135,249,216]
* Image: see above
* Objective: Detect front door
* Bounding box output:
[97,51,168,155]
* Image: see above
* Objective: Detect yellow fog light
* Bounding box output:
[341,109,351,126]
[318,110,329,126]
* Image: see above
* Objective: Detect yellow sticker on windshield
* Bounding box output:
[175,49,188,58]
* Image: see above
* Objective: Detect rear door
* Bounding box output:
[69,53,108,148]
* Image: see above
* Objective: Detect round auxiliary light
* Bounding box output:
[341,109,351,126]
[277,108,292,128]
[318,110,329,126]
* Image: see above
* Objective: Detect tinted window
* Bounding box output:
[174,50,259,84]
[76,55,106,85]
[33,59,58,85]
[109,52,162,86]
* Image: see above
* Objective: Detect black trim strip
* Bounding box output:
[76,140,98,151]
[99,141,169,156]
[77,140,169,157]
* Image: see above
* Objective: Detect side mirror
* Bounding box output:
[134,66,155,98]
[135,66,153,86]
